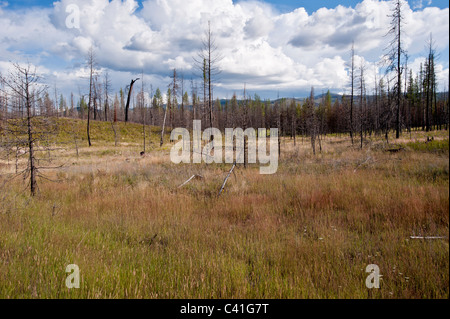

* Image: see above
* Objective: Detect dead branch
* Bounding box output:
[178,174,204,188]
[410,236,447,240]
[353,156,374,173]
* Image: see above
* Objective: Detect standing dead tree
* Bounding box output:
[191,79,198,123]
[305,87,317,155]
[0,63,59,196]
[0,73,5,136]
[359,61,366,149]
[138,71,147,154]
[86,46,98,147]
[103,70,111,122]
[160,100,168,147]
[424,34,437,132]
[242,84,249,168]
[180,74,187,128]
[110,93,120,147]
[384,0,407,139]
[170,69,179,128]
[194,20,222,132]
[349,42,356,144]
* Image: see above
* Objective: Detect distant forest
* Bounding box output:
[1,61,448,143]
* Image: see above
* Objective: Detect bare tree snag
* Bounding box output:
[1,63,59,196]
[350,42,355,144]
[110,120,119,147]
[125,78,139,122]
[160,103,168,147]
[385,0,406,139]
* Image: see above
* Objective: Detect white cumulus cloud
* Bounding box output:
[0,0,448,98]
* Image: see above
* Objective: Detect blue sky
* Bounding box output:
[263,0,449,13]
[0,0,448,99]
[4,0,448,11]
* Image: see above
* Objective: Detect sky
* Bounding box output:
[4,0,449,12]
[0,0,449,101]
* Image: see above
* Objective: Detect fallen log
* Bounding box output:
[409,236,447,240]
[386,147,404,153]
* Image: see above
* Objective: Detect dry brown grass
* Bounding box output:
[0,128,448,299]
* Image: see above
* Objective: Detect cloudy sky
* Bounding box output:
[0,0,448,101]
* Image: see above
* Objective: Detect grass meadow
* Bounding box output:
[0,118,448,298]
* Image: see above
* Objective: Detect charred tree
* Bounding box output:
[125,78,140,122]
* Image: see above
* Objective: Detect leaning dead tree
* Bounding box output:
[218,162,237,196]
[0,63,59,196]
[125,78,140,122]
[218,143,245,196]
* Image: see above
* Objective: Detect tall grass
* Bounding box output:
[0,124,448,299]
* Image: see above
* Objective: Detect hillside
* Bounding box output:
[50,117,169,147]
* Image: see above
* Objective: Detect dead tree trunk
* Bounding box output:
[125,78,139,122]
[160,104,168,147]
[24,69,37,195]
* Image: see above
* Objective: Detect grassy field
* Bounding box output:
[0,118,448,298]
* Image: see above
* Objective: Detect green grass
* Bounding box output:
[51,117,167,146]
[405,139,449,153]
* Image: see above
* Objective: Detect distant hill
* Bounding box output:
[125,91,448,111]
